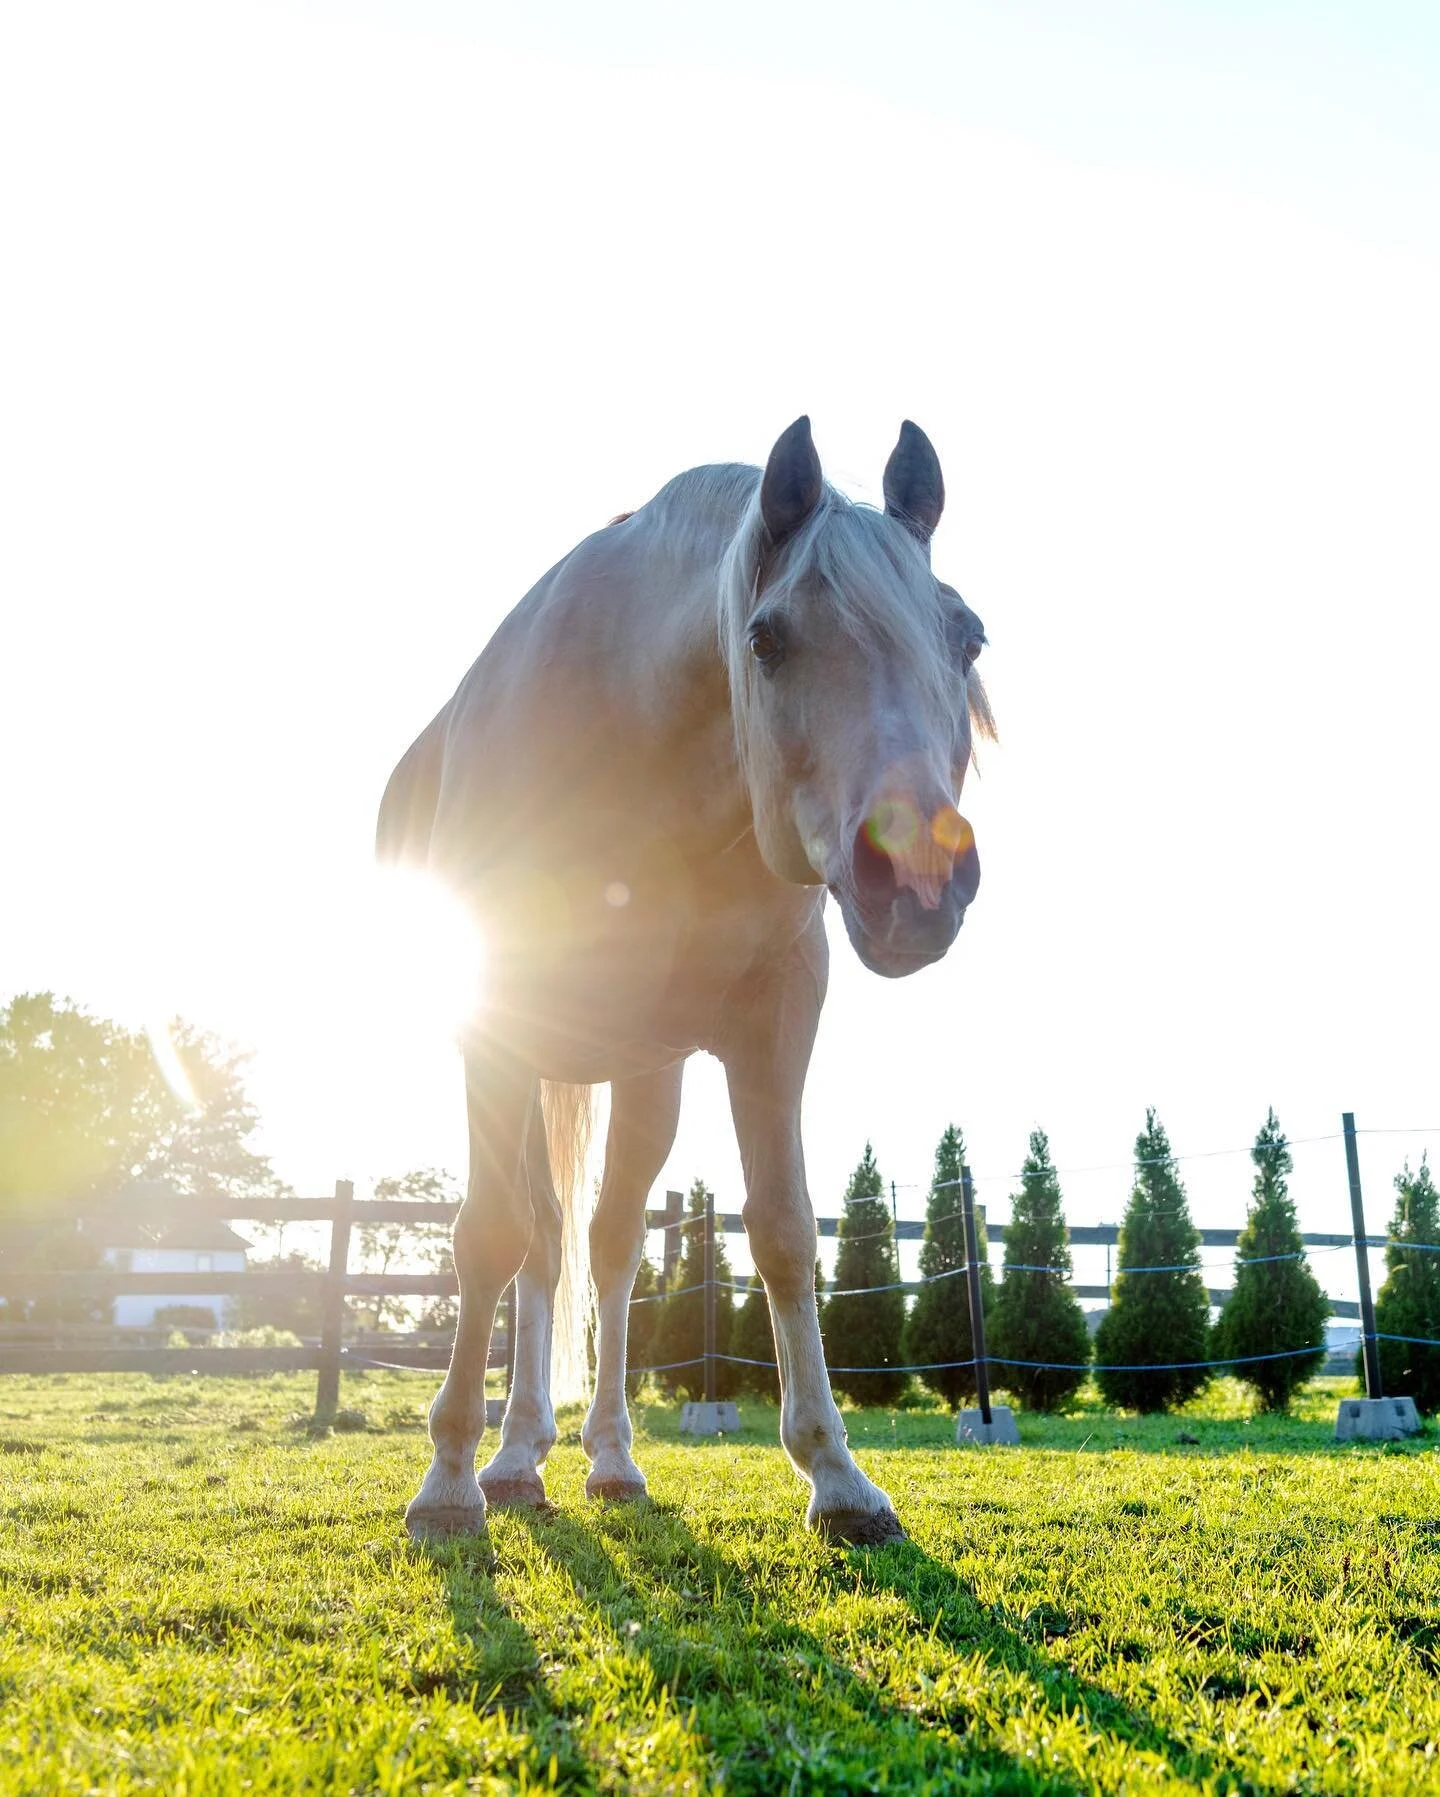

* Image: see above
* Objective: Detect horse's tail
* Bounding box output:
[542,1079,596,1404]
[376,710,447,868]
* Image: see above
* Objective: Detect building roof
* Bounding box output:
[151,1222,251,1252]
[80,1214,251,1253]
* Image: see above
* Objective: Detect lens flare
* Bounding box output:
[864,798,921,858]
[373,868,487,1040]
[145,1018,200,1112]
[930,806,974,857]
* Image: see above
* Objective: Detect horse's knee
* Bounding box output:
[743,1201,814,1301]
[453,1193,532,1286]
[589,1208,644,1291]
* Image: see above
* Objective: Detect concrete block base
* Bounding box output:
[680,1401,741,1436]
[485,1397,506,1428]
[1334,1396,1422,1441]
[956,1405,1020,1446]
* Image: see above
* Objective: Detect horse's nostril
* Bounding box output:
[852,823,900,905]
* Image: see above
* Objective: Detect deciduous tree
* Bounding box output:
[355,1167,457,1331]
[0,992,288,1212]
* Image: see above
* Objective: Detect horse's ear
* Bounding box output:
[883,420,945,543]
[760,415,823,545]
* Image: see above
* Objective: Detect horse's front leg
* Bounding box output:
[405,1047,535,1538]
[477,1094,562,1508]
[720,935,904,1544]
[582,1061,685,1500]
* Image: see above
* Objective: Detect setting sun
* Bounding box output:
[369,869,488,1046]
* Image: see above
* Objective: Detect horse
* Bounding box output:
[377,417,992,1542]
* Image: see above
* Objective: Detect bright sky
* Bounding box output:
[4,1,1438,1301]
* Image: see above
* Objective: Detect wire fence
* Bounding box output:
[630,1115,1440,1398]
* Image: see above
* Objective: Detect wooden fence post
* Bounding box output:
[661,1189,683,1295]
[314,1178,354,1421]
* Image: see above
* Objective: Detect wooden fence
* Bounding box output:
[0,1183,500,1417]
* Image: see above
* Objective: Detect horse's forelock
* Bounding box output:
[719,485,955,716]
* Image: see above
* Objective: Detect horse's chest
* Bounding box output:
[474,831,795,1076]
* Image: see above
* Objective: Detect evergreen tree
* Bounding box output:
[990,1129,1091,1411]
[730,1274,781,1399]
[824,1144,909,1405]
[1371,1158,1440,1413]
[902,1125,993,1406]
[652,1179,737,1400]
[1212,1111,1328,1411]
[625,1249,662,1398]
[1094,1111,1212,1412]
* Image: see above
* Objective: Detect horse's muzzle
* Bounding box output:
[833,815,980,978]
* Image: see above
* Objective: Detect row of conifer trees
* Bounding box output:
[628,1113,1440,1416]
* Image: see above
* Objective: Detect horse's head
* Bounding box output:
[721,417,993,979]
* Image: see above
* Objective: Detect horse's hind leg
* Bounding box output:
[583,1062,684,1501]
[477,1096,563,1507]
[405,1047,535,1538]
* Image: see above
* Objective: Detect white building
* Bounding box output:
[93,1215,250,1330]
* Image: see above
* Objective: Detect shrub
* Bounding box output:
[153,1304,218,1330]
[902,1125,992,1407]
[1212,1110,1328,1411]
[990,1129,1091,1411]
[824,1145,908,1406]
[1094,1110,1211,1413]
[211,1326,303,1348]
[1371,1157,1440,1413]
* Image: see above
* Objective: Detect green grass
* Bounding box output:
[2,1373,1440,1794]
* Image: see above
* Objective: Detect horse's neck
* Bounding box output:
[439,493,753,866]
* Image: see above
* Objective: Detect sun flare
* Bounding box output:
[370,868,488,1044]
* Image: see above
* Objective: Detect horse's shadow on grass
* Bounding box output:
[419,1494,1231,1793]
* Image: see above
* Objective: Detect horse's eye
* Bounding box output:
[748,620,784,671]
[963,636,984,670]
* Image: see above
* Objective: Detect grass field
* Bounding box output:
[3,1372,1439,1795]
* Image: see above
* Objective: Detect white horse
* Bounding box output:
[378,418,992,1542]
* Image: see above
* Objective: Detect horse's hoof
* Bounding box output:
[813,1506,907,1547]
[405,1502,489,1540]
[586,1474,649,1504]
[477,1473,548,1509]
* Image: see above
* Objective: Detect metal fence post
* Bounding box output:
[703,1188,716,1404]
[960,1165,992,1427]
[1344,1112,1383,1400]
[314,1177,354,1421]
